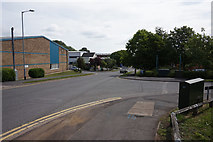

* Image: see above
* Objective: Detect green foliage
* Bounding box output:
[177,105,212,140]
[53,40,76,51]
[104,58,116,69]
[100,60,107,68]
[79,47,90,52]
[1,68,16,82]
[183,71,205,79]
[84,64,91,71]
[110,50,128,66]
[185,33,213,70]
[138,70,158,77]
[77,57,85,69]
[28,68,45,78]
[123,26,212,71]
[126,29,164,69]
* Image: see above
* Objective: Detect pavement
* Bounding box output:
[1,71,92,90]
[14,93,178,140]
[2,71,212,140]
[120,75,186,82]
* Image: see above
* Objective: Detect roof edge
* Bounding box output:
[0,36,68,51]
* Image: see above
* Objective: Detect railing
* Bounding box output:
[170,86,213,142]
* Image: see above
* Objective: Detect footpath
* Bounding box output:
[13,93,178,140]
[120,75,186,82]
[1,72,93,90]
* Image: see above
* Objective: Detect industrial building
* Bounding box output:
[0,36,68,79]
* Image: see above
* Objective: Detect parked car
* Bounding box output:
[120,67,128,73]
[70,66,81,72]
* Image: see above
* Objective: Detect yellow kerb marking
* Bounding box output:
[0,97,121,140]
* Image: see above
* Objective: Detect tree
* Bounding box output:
[185,33,213,70]
[90,57,101,71]
[77,57,85,69]
[53,40,76,51]
[104,58,116,69]
[168,26,195,69]
[126,29,164,70]
[155,27,177,68]
[110,50,128,66]
[79,47,90,53]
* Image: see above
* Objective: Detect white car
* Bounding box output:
[120,67,128,73]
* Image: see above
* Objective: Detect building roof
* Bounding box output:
[82,52,95,57]
[0,36,68,51]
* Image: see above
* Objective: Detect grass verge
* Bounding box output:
[157,105,213,141]
[24,73,93,83]
[177,105,213,141]
[157,113,173,140]
[44,70,80,78]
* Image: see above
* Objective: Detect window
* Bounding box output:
[50,64,59,69]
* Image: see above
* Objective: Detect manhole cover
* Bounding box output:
[128,101,155,116]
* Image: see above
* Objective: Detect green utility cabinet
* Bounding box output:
[178,78,204,109]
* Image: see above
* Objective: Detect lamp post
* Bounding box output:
[21,9,34,80]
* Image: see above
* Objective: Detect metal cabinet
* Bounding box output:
[178,78,204,109]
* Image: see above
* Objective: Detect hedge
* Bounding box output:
[183,71,213,79]
[1,68,16,82]
[28,68,45,78]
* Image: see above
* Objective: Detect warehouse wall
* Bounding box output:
[0,36,68,79]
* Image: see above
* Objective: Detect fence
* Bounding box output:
[170,86,213,142]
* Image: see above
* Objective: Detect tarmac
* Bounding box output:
[2,73,212,140]
[14,94,178,140]
[1,72,91,90]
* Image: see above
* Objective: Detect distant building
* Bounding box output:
[82,52,97,64]
[96,53,111,59]
[0,36,68,79]
[68,51,86,65]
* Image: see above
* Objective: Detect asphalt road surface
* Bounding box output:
[4,71,212,137]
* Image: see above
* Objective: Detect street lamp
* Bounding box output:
[21,9,34,80]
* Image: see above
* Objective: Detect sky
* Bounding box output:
[1,0,212,53]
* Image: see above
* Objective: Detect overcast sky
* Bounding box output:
[1,0,212,53]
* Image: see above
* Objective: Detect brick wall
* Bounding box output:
[0,37,68,79]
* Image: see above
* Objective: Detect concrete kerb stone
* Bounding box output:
[120,76,186,82]
[1,72,95,90]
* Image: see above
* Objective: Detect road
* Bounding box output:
[2,71,179,134]
[2,72,178,133]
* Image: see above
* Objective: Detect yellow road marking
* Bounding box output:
[0,97,118,137]
[0,97,121,140]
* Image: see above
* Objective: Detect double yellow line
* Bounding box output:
[0,97,122,141]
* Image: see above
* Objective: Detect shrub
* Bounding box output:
[183,71,206,79]
[206,70,213,79]
[28,68,45,78]
[144,70,158,77]
[168,70,175,78]
[1,68,16,82]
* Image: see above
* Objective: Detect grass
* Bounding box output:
[44,70,80,78]
[120,71,134,77]
[157,113,173,140]
[205,79,213,82]
[157,105,213,141]
[177,105,213,141]
[24,73,93,83]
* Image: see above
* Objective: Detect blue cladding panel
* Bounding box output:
[50,41,59,64]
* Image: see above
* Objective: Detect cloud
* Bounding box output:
[81,31,107,39]
[42,24,64,37]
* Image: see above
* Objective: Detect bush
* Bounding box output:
[168,70,175,78]
[206,70,213,79]
[28,68,45,78]
[1,68,16,82]
[183,71,206,79]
